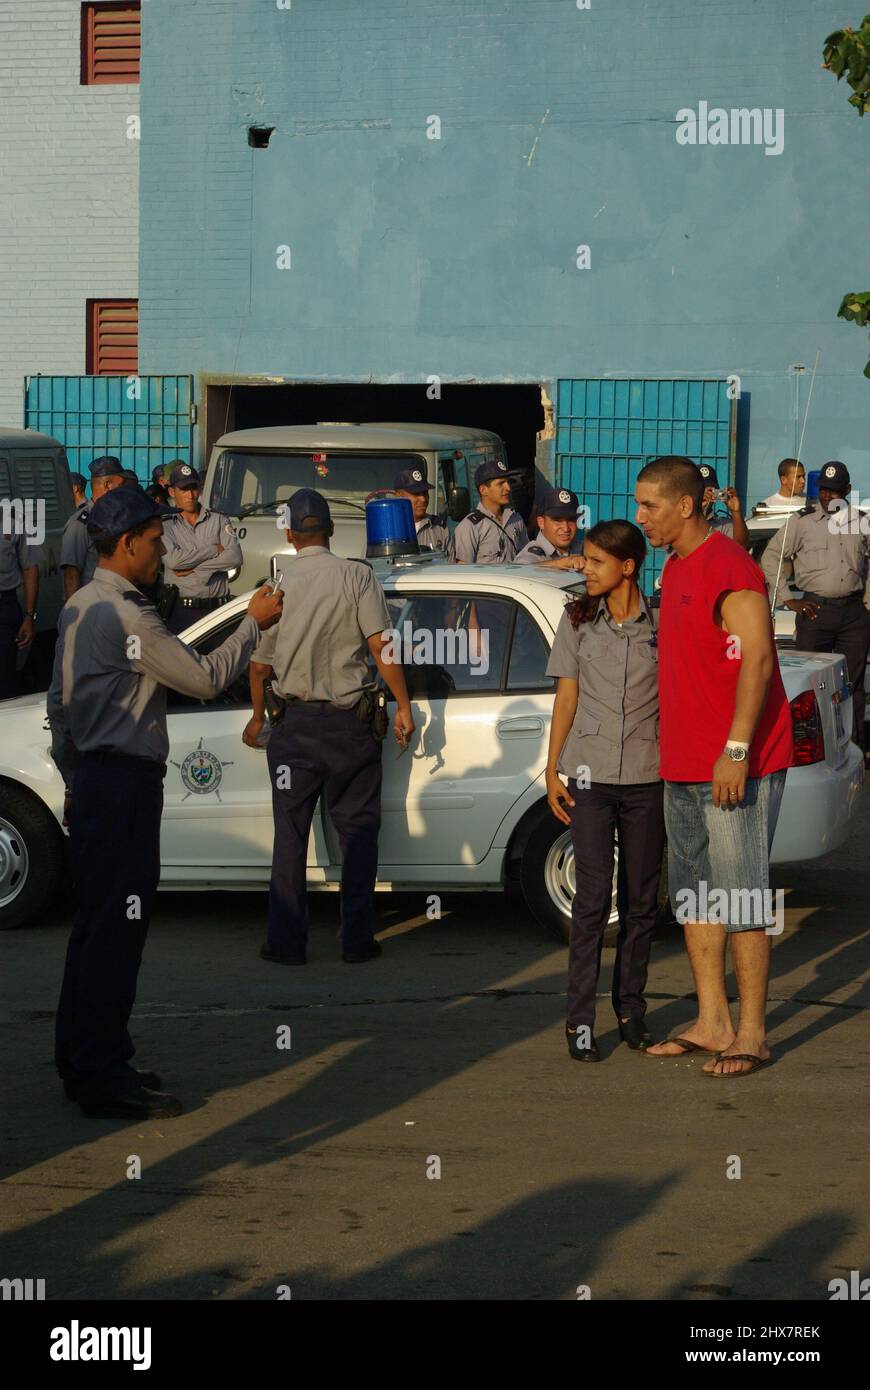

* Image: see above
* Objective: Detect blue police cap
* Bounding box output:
[288,487,331,532]
[394,466,433,496]
[538,485,580,519]
[87,488,165,538]
[819,460,850,492]
[474,458,513,488]
[168,462,201,488]
[89,455,124,479]
[698,464,720,488]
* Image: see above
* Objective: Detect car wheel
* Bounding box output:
[0,784,66,930]
[519,812,618,945]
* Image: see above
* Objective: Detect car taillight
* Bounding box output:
[790,689,825,766]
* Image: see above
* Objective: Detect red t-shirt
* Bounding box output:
[658,531,794,781]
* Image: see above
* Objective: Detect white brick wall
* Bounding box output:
[0,0,138,426]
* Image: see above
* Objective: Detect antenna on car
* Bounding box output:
[769,350,820,618]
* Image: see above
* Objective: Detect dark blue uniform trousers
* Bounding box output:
[567,779,665,1032]
[55,754,164,1103]
[0,590,22,700]
[266,703,383,957]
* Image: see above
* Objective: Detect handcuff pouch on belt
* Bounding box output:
[356,687,389,741]
[154,582,179,624]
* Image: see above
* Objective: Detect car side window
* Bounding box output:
[506,608,554,692]
[382,593,510,697]
[166,614,252,710]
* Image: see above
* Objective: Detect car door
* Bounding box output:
[377,588,554,868]
[162,611,330,874]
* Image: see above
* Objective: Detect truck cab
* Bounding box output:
[201,422,508,589]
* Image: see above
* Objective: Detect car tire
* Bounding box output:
[0,783,66,930]
[519,807,675,946]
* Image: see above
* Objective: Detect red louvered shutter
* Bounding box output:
[87,301,139,375]
[82,3,141,86]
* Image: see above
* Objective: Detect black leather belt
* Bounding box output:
[802,591,863,608]
[178,595,230,610]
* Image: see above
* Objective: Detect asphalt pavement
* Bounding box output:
[2,790,868,1301]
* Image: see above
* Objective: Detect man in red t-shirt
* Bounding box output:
[635,456,793,1077]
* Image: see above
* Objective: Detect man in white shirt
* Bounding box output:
[762,458,805,508]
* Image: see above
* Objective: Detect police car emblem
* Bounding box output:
[558,489,571,504]
[825,465,836,478]
[170,737,232,802]
[412,469,423,482]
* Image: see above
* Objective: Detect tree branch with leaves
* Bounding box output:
[823,14,870,376]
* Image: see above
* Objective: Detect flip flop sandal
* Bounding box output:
[647,1036,717,1057]
[705,1053,771,1078]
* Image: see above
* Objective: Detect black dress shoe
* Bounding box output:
[619,1017,655,1051]
[566,1029,600,1062]
[63,1068,162,1101]
[79,1087,183,1120]
[260,943,307,965]
[342,939,382,964]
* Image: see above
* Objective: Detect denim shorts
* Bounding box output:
[664,769,787,932]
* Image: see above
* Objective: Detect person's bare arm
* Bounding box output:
[724,491,750,550]
[368,631,415,747]
[712,588,776,807]
[546,677,579,824]
[242,660,273,748]
[17,566,38,647]
[62,566,81,601]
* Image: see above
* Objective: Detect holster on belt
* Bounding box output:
[356,687,389,741]
[263,677,287,725]
[154,582,179,624]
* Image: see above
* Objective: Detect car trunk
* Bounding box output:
[777,650,853,770]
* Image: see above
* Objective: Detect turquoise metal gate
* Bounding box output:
[555,378,736,588]
[24,375,195,483]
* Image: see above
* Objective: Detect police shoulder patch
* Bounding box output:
[122,590,152,608]
[527,545,546,556]
[468,510,484,525]
[78,508,90,525]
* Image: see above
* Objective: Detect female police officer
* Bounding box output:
[545,520,664,1062]
[48,488,282,1120]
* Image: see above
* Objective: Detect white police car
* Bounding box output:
[0,562,862,935]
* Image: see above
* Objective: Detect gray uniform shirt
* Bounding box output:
[161,508,244,598]
[515,532,584,565]
[708,511,734,540]
[59,502,97,583]
[47,568,258,786]
[415,514,452,554]
[761,504,870,608]
[452,504,529,564]
[545,593,660,784]
[0,532,44,591]
[252,547,390,709]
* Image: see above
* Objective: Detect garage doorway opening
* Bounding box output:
[201,381,547,517]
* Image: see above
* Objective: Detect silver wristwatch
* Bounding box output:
[724,742,749,763]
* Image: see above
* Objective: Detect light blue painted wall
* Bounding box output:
[139,0,869,505]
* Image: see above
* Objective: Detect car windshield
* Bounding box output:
[209,450,429,516]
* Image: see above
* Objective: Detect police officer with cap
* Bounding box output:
[243,488,415,965]
[60,455,126,599]
[515,485,586,571]
[698,465,750,549]
[48,487,282,1119]
[0,525,43,699]
[148,464,170,505]
[393,467,451,553]
[452,458,529,563]
[761,459,870,750]
[161,461,243,633]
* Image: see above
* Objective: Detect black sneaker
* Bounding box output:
[342,939,382,964]
[63,1068,162,1101]
[260,944,307,965]
[79,1087,183,1120]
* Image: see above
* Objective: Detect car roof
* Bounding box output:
[213,423,503,452]
[0,427,64,450]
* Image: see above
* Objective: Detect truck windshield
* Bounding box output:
[210,451,429,516]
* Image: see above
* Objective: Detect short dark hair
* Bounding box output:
[636,455,704,512]
[778,457,802,478]
[70,472,86,491]
[90,517,156,557]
